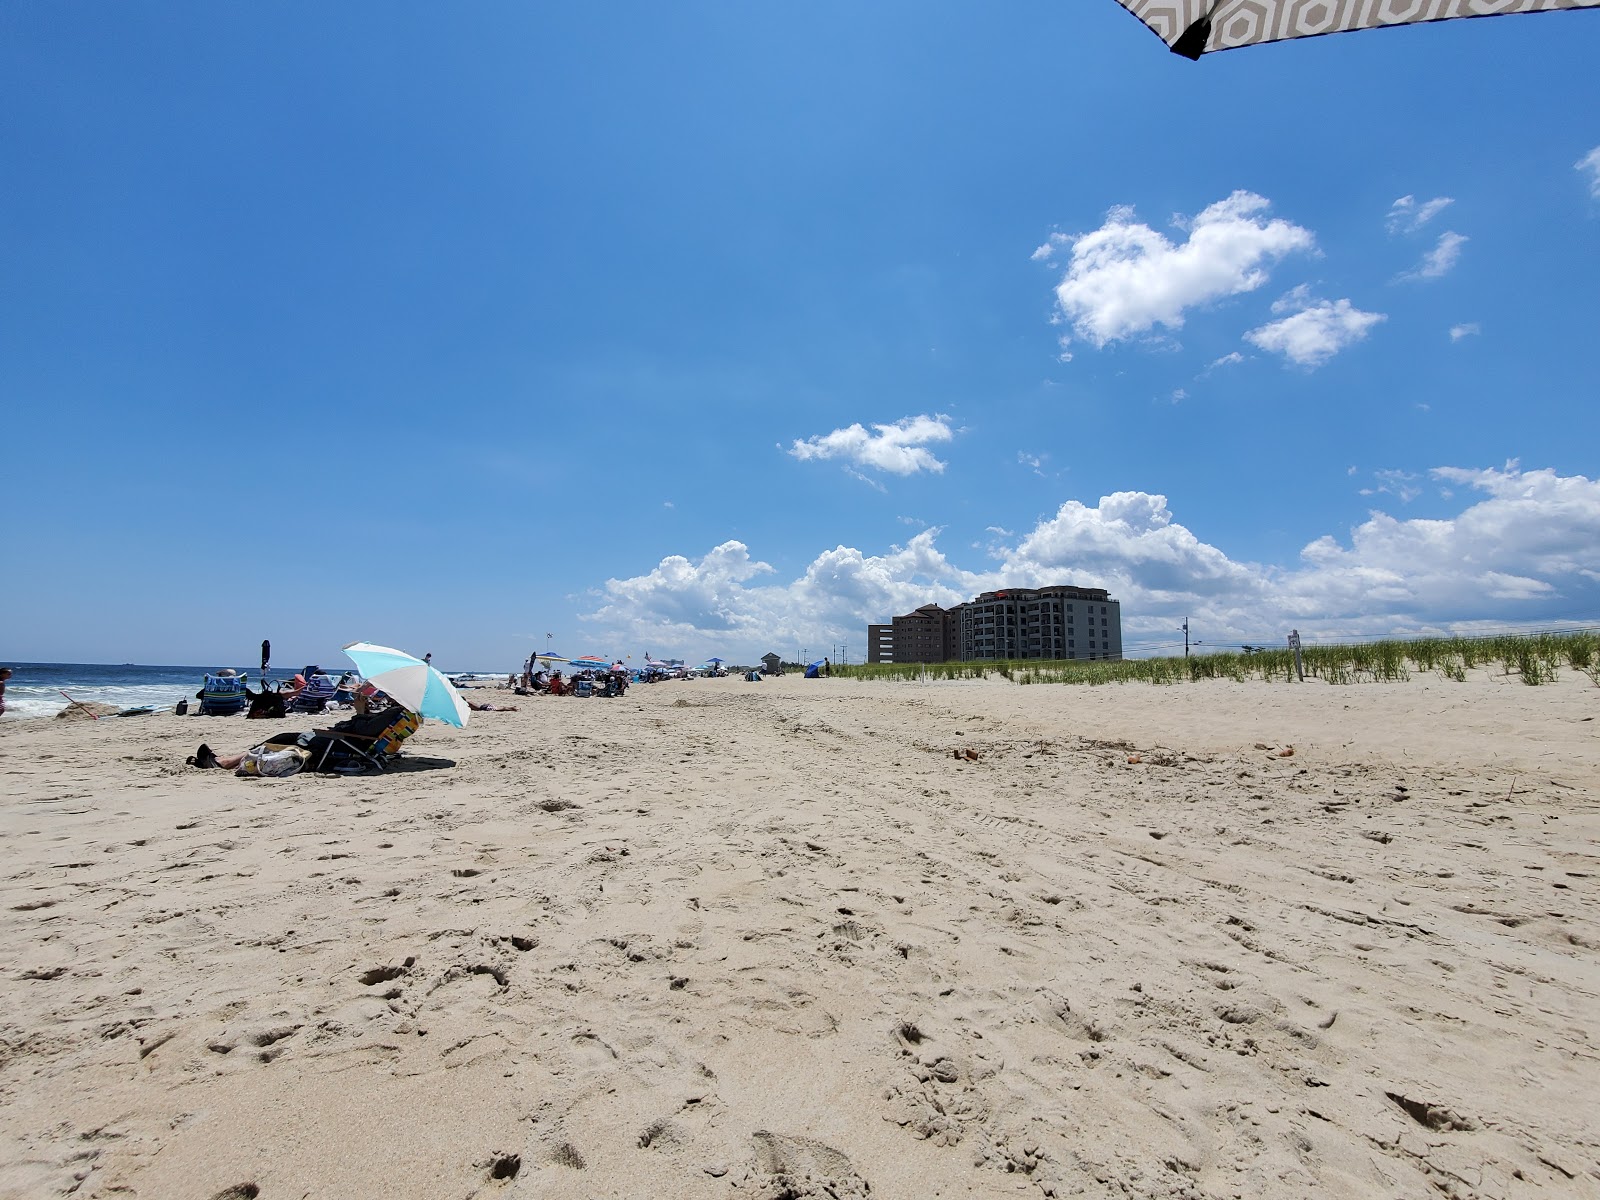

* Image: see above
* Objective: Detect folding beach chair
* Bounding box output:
[289,673,339,714]
[314,709,422,773]
[197,673,249,716]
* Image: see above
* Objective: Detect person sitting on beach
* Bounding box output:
[547,671,566,696]
[332,672,360,706]
[187,692,410,771]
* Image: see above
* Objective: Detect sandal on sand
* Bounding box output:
[187,743,220,770]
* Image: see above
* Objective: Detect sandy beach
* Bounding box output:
[1,671,1597,1199]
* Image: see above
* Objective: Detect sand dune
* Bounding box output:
[1,672,1596,1199]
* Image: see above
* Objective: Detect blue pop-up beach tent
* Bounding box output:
[803,660,824,679]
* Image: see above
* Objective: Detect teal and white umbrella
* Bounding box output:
[342,642,471,727]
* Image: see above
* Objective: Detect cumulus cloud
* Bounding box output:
[1386,194,1454,234]
[1397,231,1468,282]
[1449,322,1481,342]
[1287,463,1599,622]
[1578,146,1600,199]
[1037,191,1315,349]
[788,414,955,477]
[580,466,1600,660]
[1244,288,1385,368]
[584,531,984,656]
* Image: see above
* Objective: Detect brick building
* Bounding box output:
[867,585,1122,663]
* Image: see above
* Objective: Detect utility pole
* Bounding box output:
[1181,618,1191,658]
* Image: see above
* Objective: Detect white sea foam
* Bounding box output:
[5,684,192,721]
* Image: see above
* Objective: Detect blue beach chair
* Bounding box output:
[197,673,249,716]
[289,673,339,714]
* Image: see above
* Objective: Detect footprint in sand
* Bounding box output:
[747,1130,870,1199]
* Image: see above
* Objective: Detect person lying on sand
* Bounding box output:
[187,692,411,771]
[467,700,517,711]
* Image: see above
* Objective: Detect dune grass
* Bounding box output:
[835,630,1600,688]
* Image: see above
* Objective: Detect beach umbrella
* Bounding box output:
[341,642,471,727]
[569,655,611,670]
[1111,0,1598,59]
[535,653,569,666]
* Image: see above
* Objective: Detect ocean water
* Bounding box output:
[0,662,494,720]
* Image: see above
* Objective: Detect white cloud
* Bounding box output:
[1170,388,1188,404]
[1578,146,1600,199]
[1449,322,1481,342]
[584,531,984,656]
[1039,191,1315,350]
[1287,463,1600,625]
[788,413,955,476]
[1397,231,1468,282]
[1358,468,1422,503]
[1244,290,1385,368]
[580,466,1600,658]
[1017,452,1047,476]
[1205,351,1245,373]
[1386,194,1454,234]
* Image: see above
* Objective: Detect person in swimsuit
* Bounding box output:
[0,666,11,716]
[187,692,410,770]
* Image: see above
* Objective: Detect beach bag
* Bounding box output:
[237,745,311,778]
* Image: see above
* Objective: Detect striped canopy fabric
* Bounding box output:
[1114,0,1599,58]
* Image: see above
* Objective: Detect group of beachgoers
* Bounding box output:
[517,659,630,698]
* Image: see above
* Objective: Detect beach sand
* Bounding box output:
[1,671,1596,1199]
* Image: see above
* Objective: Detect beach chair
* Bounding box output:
[331,673,362,707]
[289,673,339,714]
[314,708,422,773]
[197,673,249,716]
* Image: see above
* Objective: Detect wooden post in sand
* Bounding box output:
[1288,630,1304,681]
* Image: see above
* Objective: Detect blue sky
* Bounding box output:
[4,2,1598,669]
